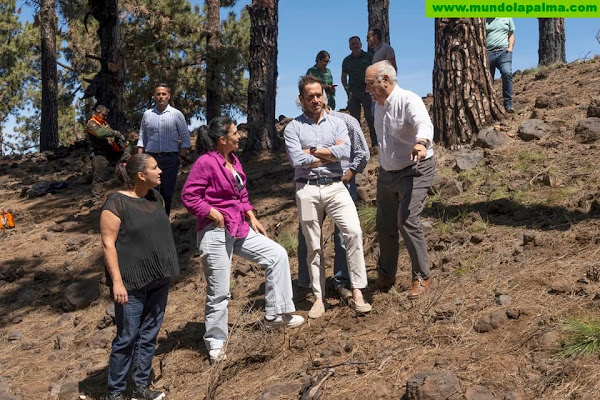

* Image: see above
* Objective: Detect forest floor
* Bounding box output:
[1,57,600,400]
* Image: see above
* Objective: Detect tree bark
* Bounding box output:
[83,0,126,133]
[205,0,221,123]
[243,0,279,159]
[367,0,390,44]
[538,18,566,66]
[433,18,504,149]
[40,0,58,151]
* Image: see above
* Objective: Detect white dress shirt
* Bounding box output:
[374,85,434,172]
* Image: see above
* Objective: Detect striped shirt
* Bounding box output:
[329,110,370,174]
[137,104,190,153]
[284,111,350,181]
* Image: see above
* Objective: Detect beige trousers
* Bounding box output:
[295,181,367,298]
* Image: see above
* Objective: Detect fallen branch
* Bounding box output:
[308,361,370,371]
[307,368,334,400]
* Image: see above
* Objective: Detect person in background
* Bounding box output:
[87,105,129,208]
[307,50,337,110]
[181,116,304,365]
[342,36,376,147]
[100,153,180,400]
[137,84,191,216]
[367,28,397,70]
[365,61,435,299]
[486,18,516,113]
[284,75,371,319]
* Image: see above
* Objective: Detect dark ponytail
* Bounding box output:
[114,153,152,188]
[195,116,235,156]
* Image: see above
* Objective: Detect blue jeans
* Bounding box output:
[197,224,295,352]
[148,152,180,216]
[297,178,357,289]
[488,49,513,111]
[107,277,170,393]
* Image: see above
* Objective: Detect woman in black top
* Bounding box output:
[100,153,179,400]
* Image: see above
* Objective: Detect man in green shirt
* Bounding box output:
[486,18,516,113]
[342,36,376,147]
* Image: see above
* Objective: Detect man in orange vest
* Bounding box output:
[87,105,130,207]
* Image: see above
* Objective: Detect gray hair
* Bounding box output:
[95,104,109,113]
[373,60,397,84]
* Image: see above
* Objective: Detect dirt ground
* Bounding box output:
[1,57,600,400]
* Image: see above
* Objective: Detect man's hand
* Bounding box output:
[107,137,115,145]
[411,143,427,164]
[342,169,355,184]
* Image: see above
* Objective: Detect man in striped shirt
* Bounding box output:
[137,84,191,215]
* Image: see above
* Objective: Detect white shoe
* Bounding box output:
[264,314,305,328]
[209,348,226,364]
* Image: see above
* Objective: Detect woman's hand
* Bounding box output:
[209,207,225,228]
[112,282,128,304]
[247,211,267,236]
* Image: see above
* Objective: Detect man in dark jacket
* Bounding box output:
[87,105,129,206]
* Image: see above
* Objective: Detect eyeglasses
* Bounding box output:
[320,59,330,64]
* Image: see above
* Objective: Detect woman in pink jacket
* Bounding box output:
[181,116,304,364]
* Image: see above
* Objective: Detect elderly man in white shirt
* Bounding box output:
[365,60,435,299]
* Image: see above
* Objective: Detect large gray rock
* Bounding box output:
[406,371,462,400]
[465,385,495,400]
[518,119,552,141]
[474,310,509,333]
[454,149,484,171]
[574,117,600,144]
[476,126,511,149]
[62,279,100,311]
[440,179,463,198]
[66,235,91,251]
[587,99,600,118]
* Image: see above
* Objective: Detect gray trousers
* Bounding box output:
[91,155,109,202]
[376,157,435,281]
[197,224,295,352]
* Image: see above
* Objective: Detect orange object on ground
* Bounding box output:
[0,210,15,229]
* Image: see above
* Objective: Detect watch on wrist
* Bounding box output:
[416,140,428,148]
[310,146,317,155]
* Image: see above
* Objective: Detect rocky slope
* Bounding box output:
[0,57,599,400]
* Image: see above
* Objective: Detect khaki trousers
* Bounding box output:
[295,180,367,298]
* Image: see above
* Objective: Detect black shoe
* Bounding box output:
[377,271,396,293]
[132,385,165,400]
[106,393,126,400]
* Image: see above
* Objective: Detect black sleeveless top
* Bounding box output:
[102,189,180,290]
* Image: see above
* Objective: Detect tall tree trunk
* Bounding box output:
[433,18,504,149]
[243,0,279,159]
[83,0,125,133]
[205,0,221,123]
[367,0,390,45]
[538,18,566,66]
[40,0,58,151]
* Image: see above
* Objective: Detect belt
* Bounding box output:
[146,151,179,156]
[296,176,341,186]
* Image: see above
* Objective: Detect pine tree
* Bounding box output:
[432,18,504,148]
[538,18,566,66]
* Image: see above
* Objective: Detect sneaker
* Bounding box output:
[264,314,305,328]
[106,393,126,400]
[506,107,515,114]
[132,385,165,400]
[208,348,227,364]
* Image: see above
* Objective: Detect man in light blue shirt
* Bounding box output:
[486,18,516,113]
[284,75,371,319]
[137,84,190,215]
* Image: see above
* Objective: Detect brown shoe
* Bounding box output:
[407,277,432,299]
